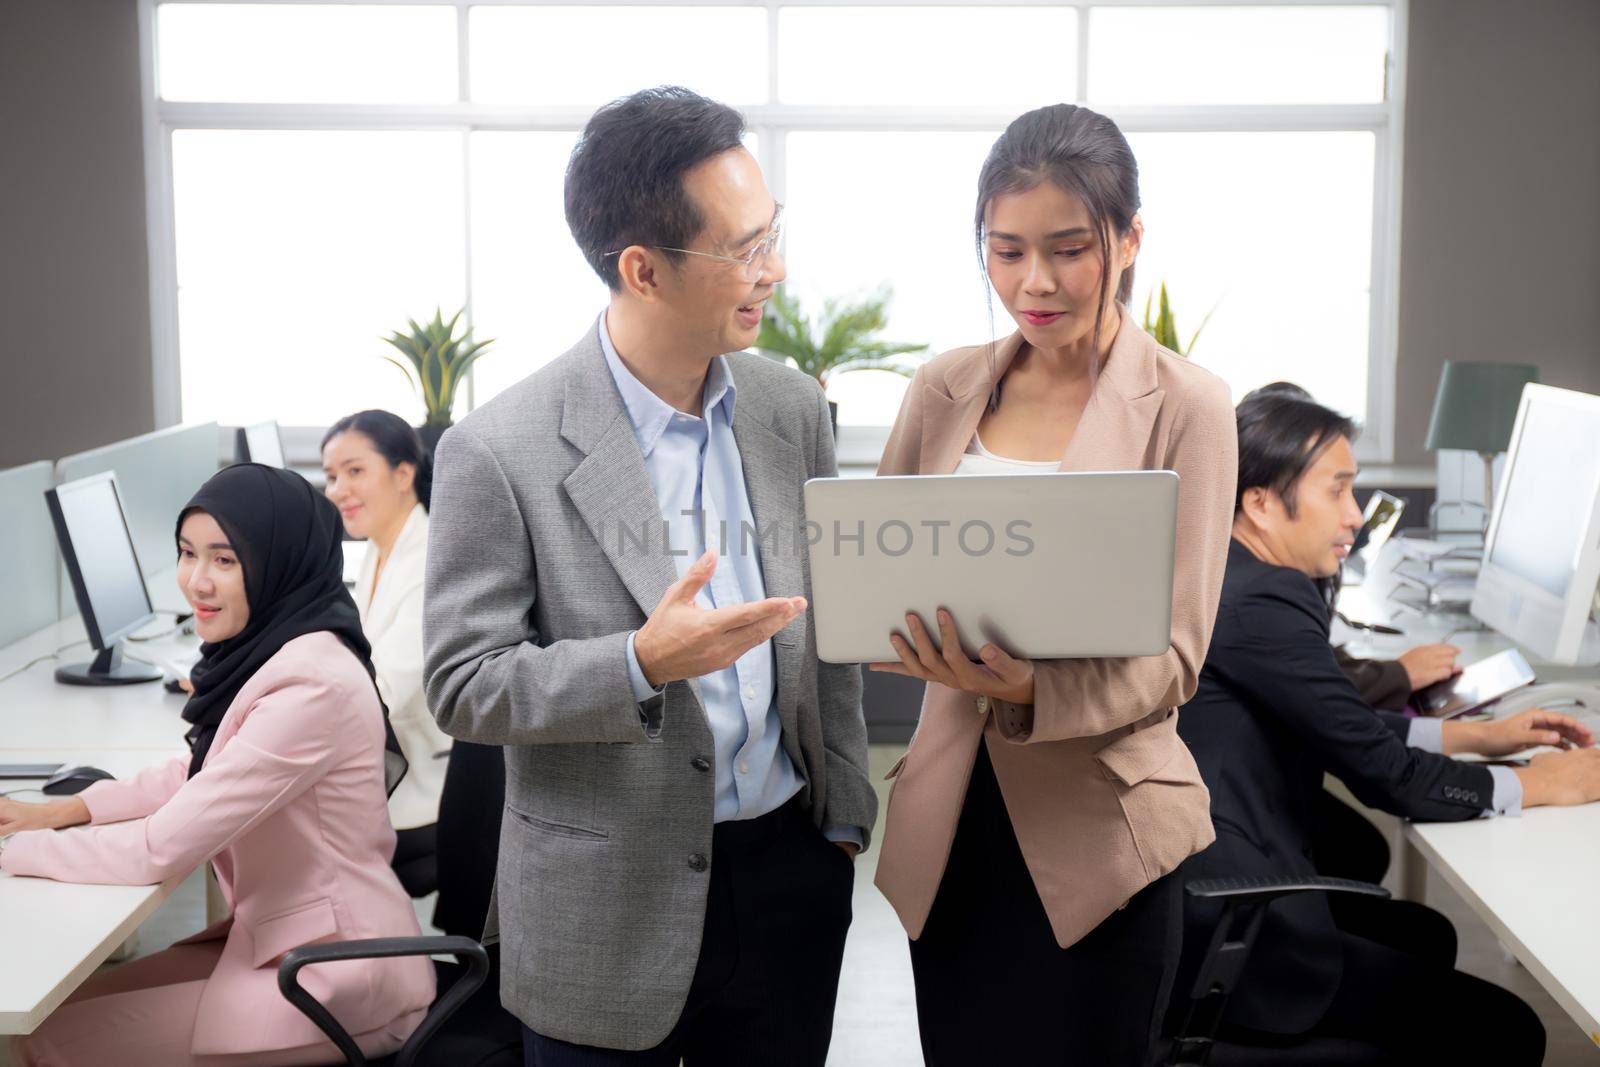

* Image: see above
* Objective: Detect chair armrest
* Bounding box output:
[278,935,489,1067]
[1185,875,1391,905]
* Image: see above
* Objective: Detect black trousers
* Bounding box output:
[1310,788,1391,885]
[1219,895,1546,1065]
[910,743,1182,1066]
[432,740,505,939]
[522,798,854,1067]
[392,822,438,898]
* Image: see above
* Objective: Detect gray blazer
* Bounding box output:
[423,325,876,1050]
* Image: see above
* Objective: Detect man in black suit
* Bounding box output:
[1171,391,1600,1065]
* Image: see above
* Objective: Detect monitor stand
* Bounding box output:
[55,642,162,686]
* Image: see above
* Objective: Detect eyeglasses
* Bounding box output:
[605,205,783,283]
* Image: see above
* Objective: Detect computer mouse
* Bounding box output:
[41,766,116,796]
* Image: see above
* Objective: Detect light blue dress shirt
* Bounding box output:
[599,314,859,845]
[1404,716,1523,816]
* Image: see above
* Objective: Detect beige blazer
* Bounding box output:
[356,502,452,830]
[872,313,1237,949]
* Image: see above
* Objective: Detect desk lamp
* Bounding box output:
[1425,361,1539,530]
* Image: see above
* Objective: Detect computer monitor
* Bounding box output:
[238,421,286,467]
[43,471,162,685]
[1471,384,1600,666]
[1346,489,1406,580]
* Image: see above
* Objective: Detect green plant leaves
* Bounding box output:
[754,285,927,390]
[1139,281,1217,358]
[379,305,496,427]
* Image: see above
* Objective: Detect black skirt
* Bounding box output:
[909,741,1182,1067]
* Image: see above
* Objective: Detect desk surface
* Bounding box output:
[0,751,186,1035]
[1406,809,1600,1046]
[0,569,196,1035]
[0,570,197,754]
[1341,541,1600,1049]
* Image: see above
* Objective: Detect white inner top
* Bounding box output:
[954,432,1063,476]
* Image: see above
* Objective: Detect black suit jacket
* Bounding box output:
[1174,539,1494,1034]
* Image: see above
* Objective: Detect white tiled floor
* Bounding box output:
[7,744,1599,1066]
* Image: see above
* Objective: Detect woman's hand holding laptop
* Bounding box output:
[868,607,1035,705]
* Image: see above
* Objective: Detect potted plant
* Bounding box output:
[755,286,928,430]
[1139,281,1215,358]
[380,307,495,451]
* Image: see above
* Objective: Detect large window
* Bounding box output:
[145,1,1405,462]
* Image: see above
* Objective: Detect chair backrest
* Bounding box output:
[1166,876,1391,1066]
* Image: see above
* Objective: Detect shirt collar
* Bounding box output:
[597,311,737,457]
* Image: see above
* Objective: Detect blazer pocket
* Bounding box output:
[1094,715,1210,882]
[248,897,339,968]
[507,805,609,842]
[1093,720,1184,787]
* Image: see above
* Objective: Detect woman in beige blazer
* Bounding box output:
[871,104,1237,1065]
[322,410,452,896]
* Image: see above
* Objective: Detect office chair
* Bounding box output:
[1162,875,1393,1066]
[278,739,522,1066]
[279,936,489,1067]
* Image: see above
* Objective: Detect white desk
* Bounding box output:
[0,570,196,753]
[1405,808,1600,1045]
[0,569,196,1035]
[0,751,186,1035]
[1337,541,1600,1049]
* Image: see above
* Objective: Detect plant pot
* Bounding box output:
[417,423,449,454]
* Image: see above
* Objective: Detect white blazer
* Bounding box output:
[355,503,451,830]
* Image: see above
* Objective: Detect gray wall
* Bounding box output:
[1394,0,1600,464]
[0,0,1596,469]
[0,0,154,469]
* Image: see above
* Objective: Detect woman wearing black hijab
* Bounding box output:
[1,465,435,1067]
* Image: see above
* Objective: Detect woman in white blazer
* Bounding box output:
[322,410,452,895]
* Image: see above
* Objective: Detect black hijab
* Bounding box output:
[175,463,407,792]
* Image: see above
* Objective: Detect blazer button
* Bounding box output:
[976,695,989,716]
[688,853,708,873]
[690,757,711,773]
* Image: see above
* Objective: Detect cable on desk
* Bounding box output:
[0,639,89,686]
[125,610,195,642]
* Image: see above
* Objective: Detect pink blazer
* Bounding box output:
[1,632,435,1056]
[872,315,1237,950]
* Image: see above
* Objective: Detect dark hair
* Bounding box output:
[321,410,432,511]
[1235,393,1359,518]
[976,104,1141,391]
[1242,381,1314,404]
[565,86,747,291]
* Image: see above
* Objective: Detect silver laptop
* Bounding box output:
[803,471,1179,664]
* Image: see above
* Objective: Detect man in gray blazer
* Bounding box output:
[424,86,876,1066]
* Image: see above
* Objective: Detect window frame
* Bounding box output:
[140,0,1408,466]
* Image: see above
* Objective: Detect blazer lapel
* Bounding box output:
[917,334,1026,475]
[365,504,426,625]
[915,316,1165,476]
[1061,314,1165,473]
[560,337,681,620]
